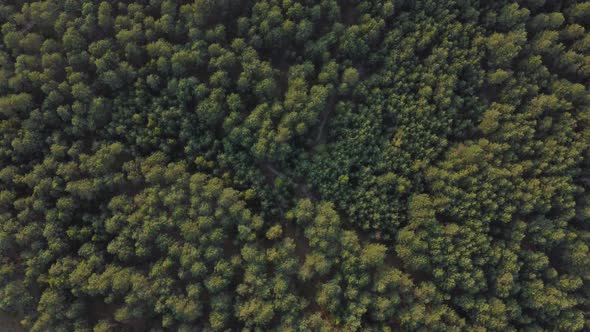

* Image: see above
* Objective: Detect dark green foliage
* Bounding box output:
[0,0,589,330]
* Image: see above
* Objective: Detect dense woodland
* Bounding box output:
[0,0,589,330]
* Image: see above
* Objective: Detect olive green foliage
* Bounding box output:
[0,0,589,331]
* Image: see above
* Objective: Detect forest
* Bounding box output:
[0,0,589,331]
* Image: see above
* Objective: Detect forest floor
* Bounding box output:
[0,311,23,332]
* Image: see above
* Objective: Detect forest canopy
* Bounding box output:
[1,0,589,331]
